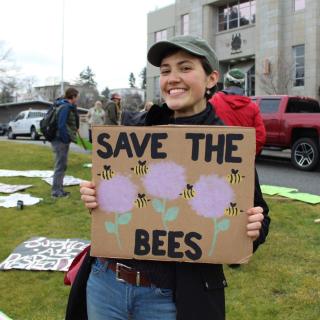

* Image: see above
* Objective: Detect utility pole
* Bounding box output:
[60,0,65,96]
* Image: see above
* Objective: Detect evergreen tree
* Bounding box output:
[101,86,110,99]
[79,66,97,87]
[129,72,136,88]
[139,67,146,89]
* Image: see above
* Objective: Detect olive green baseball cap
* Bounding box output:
[147,35,219,71]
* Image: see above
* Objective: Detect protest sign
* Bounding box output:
[91,125,255,264]
[0,237,90,271]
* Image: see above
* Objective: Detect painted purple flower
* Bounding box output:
[190,174,234,218]
[97,175,137,214]
[142,161,186,200]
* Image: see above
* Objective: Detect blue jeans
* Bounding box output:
[87,259,176,320]
[51,139,70,196]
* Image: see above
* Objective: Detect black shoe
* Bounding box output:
[51,191,70,199]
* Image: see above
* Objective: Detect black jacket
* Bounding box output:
[66,103,270,320]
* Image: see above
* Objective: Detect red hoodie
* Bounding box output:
[210,91,266,154]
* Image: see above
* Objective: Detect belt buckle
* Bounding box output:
[115,262,141,286]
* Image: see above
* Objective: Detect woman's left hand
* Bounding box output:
[246,206,264,241]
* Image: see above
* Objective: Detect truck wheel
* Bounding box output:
[291,138,319,171]
[7,128,16,140]
[30,127,39,140]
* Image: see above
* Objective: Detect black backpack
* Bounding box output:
[40,103,59,141]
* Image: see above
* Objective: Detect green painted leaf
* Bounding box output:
[217,218,230,232]
[152,199,165,213]
[118,212,132,225]
[105,221,116,233]
[164,207,179,221]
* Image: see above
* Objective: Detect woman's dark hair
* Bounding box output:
[199,56,217,99]
[65,88,79,100]
[161,49,217,100]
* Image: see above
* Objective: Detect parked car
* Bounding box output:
[7,109,47,140]
[0,123,8,135]
[251,95,320,171]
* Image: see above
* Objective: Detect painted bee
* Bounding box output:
[134,193,150,209]
[226,169,244,184]
[131,160,149,176]
[180,184,196,200]
[98,165,115,180]
[224,203,243,216]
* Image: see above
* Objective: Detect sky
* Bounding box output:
[0,0,174,91]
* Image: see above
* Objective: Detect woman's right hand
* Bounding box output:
[80,181,98,210]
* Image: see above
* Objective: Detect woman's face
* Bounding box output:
[160,50,218,117]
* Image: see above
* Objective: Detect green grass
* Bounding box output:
[0,141,319,319]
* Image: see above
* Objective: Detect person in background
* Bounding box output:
[87,100,106,143]
[51,88,79,198]
[210,68,266,155]
[142,100,154,112]
[104,93,121,125]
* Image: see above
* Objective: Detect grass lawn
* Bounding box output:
[0,141,319,320]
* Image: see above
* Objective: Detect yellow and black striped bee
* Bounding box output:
[226,169,244,184]
[98,165,115,180]
[131,160,149,176]
[134,193,150,209]
[224,203,243,216]
[180,184,196,200]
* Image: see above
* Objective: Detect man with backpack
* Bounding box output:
[50,88,79,198]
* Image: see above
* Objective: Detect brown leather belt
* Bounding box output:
[99,258,153,287]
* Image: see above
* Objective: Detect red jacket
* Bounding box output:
[210,91,266,154]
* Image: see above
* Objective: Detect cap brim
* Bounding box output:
[147,41,204,67]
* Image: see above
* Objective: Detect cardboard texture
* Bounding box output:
[91,125,255,264]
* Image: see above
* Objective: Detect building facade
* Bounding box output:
[147,0,318,101]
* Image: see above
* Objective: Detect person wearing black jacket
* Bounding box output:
[67,35,270,320]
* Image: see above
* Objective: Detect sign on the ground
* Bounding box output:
[0,237,90,271]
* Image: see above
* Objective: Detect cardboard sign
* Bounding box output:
[91,125,255,264]
[0,237,90,271]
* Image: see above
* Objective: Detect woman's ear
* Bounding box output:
[207,70,220,89]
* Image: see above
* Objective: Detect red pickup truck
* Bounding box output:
[251,95,320,171]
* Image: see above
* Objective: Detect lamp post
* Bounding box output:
[60,0,65,96]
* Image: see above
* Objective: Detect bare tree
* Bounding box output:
[21,76,38,100]
[259,58,295,94]
[0,42,21,103]
[0,42,15,86]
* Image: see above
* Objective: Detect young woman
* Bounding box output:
[66,35,270,320]
[87,100,106,143]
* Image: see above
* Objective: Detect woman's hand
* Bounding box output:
[246,206,264,241]
[80,181,98,210]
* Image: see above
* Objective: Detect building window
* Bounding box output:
[181,14,189,35]
[294,0,305,11]
[154,76,160,101]
[155,29,167,42]
[293,45,305,87]
[218,0,256,32]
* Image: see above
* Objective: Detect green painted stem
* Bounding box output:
[161,199,168,231]
[208,217,218,257]
[114,213,122,249]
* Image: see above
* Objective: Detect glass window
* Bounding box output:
[154,76,160,101]
[293,45,305,87]
[294,0,305,11]
[259,99,281,113]
[155,30,167,42]
[181,14,189,35]
[286,99,320,113]
[218,0,256,32]
[218,7,228,31]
